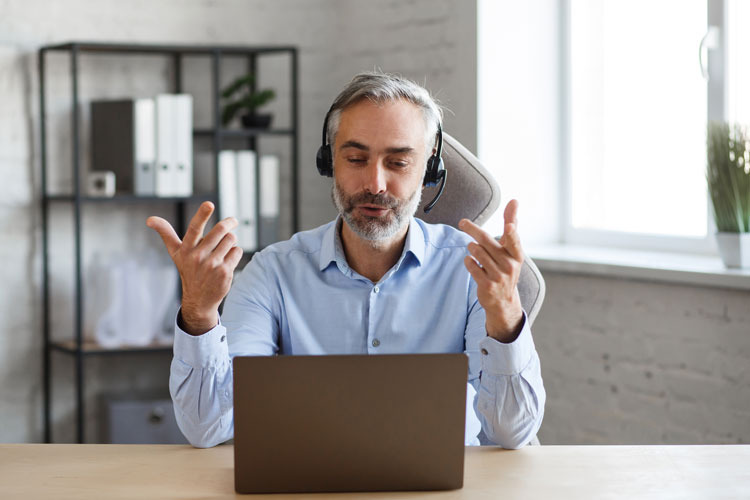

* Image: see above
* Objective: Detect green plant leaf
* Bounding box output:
[220,72,276,126]
[707,121,750,233]
[221,100,245,126]
[221,73,255,99]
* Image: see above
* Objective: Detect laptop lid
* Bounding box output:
[233,353,467,494]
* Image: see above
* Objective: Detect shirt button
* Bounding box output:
[373,286,380,293]
[372,339,380,347]
[481,348,489,355]
[220,335,226,343]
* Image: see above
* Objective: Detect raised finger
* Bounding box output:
[224,245,244,270]
[182,201,215,249]
[499,200,524,260]
[209,231,239,263]
[146,216,181,256]
[467,242,504,281]
[499,221,524,261]
[504,199,519,226]
[458,218,502,252]
[463,255,490,286]
[199,217,239,253]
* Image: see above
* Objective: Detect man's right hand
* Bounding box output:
[146,201,243,336]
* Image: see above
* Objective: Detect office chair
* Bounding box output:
[419,132,545,446]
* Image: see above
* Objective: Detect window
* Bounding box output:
[728,0,750,126]
[478,1,748,254]
[566,0,712,252]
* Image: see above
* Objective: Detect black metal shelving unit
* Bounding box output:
[39,41,299,443]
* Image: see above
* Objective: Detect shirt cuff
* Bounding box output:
[478,311,533,376]
[173,311,228,368]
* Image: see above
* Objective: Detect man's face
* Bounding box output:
[331,98,428,241]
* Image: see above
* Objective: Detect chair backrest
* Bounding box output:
[419,133,544,446]
[419,132,546,326]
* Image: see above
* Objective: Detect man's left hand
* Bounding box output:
[459,199,524,343]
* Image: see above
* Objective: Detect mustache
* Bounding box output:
[345,192,399,210]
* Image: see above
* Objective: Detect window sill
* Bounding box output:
[526,244,750,291]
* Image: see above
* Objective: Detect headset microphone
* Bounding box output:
[423,170,445,213]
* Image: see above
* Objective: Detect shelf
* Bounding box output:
[50,340,172,356]
[193,128,295,138]
[44,193,216,203]
[40,39,299,443]
[40,41,296,56]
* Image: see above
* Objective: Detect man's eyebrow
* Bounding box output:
[339,140,369,151]
[338,141,415,155]
[384,146,415,154]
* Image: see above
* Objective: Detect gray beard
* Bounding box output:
[331,181,423,242]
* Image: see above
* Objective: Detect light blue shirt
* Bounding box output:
[170,216,545,448]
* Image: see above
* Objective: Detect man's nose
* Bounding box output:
[363,160,387,195]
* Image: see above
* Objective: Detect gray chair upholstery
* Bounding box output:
[419,132,545,446]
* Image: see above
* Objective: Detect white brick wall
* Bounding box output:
[534,272,750,445]
[0,0,477,442]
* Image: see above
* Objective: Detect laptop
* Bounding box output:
[232,353,468,494]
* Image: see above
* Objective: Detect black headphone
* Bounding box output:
[316,107,447,213]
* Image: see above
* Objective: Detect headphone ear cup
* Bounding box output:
[423,156,444,187]
[316,145,333,177]
[423,156,436,187]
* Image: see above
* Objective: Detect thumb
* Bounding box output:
[146,216,181,256]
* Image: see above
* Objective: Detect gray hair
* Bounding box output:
[326,71,443,157]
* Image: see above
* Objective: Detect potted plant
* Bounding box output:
[221,73,276,129]
[706,121,750,268]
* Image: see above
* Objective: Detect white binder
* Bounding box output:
[259,155,280,246]
[134,98,156,196]
[155,94,176,197]
[236,150,258,252]
[260,155,280,218]
[218,150,239,234]
[173,94,193,197]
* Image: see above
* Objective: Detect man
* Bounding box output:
[147,72,545,449]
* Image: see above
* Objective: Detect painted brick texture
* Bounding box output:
[534,271,750,445]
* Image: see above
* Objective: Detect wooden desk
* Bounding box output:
[1,444,748,499]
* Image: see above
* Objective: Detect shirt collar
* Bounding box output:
[319,218,342,272]
[402,216,426,266]
[318,216,426,273]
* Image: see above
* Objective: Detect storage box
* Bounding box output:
[104,396,187,444]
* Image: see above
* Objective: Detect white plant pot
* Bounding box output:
[715,232,750,268]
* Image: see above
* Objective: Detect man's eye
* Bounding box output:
[348,158,366,164]
[391,161,408,168]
